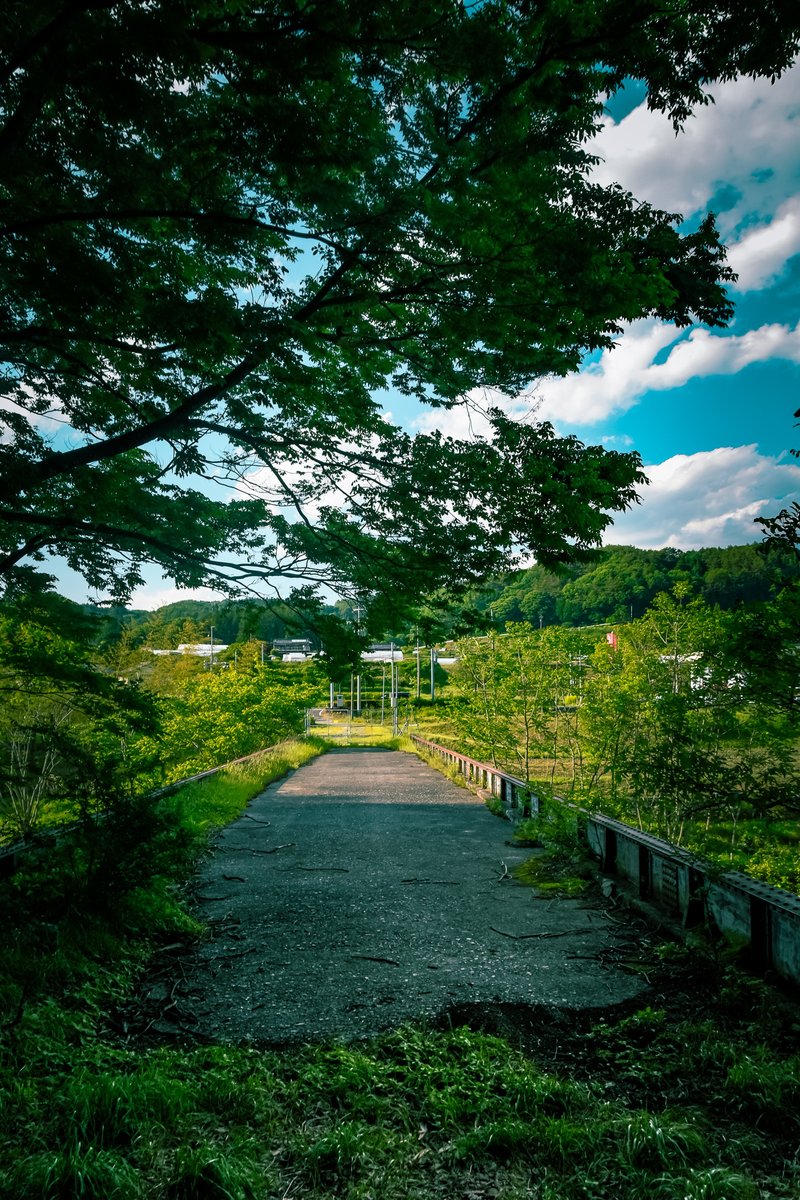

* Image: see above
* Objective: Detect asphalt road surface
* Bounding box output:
[165,748,646,1043]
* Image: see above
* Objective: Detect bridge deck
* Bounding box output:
[162,748,646,1043]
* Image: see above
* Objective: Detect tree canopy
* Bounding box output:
[1,1,798,617]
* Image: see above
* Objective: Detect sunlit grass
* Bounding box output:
[166,735,327,833]
[0,736,329,847]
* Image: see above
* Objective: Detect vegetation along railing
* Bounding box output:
[413,735,800,989]
[410,736,536,816]
[0,742,283,879]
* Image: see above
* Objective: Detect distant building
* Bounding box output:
[273,638,314,657]
[151,643,229,657]
[361,643,403,663]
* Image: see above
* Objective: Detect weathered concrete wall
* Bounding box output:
[587,813,800,988]
[772,908,800,983]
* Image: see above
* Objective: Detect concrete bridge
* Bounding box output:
[159,748,647,1044]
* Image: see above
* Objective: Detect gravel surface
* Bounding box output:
[162,748,646,1043]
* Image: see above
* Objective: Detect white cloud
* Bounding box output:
[593,66,800,236]
[0,391,66,441]
[536,322,676,424]
[726,195,800,291]
[607,445,800,549]
[127,583,229,611]
[537,318,800,427]
[412,386,540,440]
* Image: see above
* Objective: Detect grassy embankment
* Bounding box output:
[2,731,799,1198]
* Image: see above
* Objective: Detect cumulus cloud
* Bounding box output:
[726,195,800,291]
[127,582,228,611]
[607,445,800,549]
[412,386,540,440]
[536,318,800,427]
[593,65,800,236]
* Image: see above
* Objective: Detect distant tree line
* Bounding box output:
[79,542,800,654]
[472,543,800,630]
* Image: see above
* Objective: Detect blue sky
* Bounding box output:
[413,63,800,554]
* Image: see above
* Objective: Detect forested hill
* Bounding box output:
[81,597,304,650]
[475,543,800,629]
[79,543,800,647]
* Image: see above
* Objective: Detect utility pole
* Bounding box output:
[391,643,399,735]
[209,626,215,669]
[355,601,363,718]
[416,628,421,699]
[430,645,436,702]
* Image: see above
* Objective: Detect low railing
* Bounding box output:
[412,735,800,988]
[0,742,288,878]
[410,735,535,816]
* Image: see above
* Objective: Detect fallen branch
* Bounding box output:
[290,866,349,873]
[498,860,510,882]
[210,946,260,963]
[401,878,459,885]
[348,954,400,966]
[222,843,296,855]
[243,815,272,825]
[490,926,594,940]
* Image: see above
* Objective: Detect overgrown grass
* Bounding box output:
[164,735,328,835]
[410,741,470,790]
[3,992,798,1198]
[2,733,799,1198]
[0,736,329,848]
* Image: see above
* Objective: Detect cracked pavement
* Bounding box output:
[160,748,646,1043]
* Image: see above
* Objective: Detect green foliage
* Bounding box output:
[1,738,325,933]
[0,590,159,843]
[482,544,800,630]
[579,589,800,849]
[450,624,589,784]
[138,656,322,782]
[4,5,799,614]
[510,797,592,893]
[419,580,800,892]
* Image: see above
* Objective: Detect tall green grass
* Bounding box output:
[165,735,328,835]
[1,1015,791,1199]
